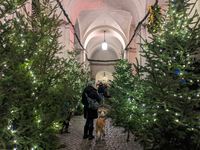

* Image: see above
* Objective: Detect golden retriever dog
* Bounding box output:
[95,109,107,141]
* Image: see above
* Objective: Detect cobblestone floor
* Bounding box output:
[57,109,143,150]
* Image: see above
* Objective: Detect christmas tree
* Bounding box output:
[107,0,200,149]
[136,0,200,149]
[0,0,89,149]
[105,59,147,141]
[59,51,90,116]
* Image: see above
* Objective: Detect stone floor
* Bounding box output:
[57,109,143,150]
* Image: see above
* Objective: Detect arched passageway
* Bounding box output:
[60,0,154,80]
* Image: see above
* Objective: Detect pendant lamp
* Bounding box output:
[102,31,107,50]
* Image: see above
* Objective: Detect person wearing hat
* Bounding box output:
[81,81,101,140]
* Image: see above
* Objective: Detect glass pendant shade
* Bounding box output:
[102,42,107,50]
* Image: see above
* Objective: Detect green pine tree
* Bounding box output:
[105,59,146,142]
[106,0,200,150]
[0,0,89,149]
[135,0,200,149]
[59,51,90,116]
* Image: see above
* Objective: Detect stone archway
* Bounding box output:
[95,69,113,87]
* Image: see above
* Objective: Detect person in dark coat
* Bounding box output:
[82,81,101,140]
[98,81,105,102]
[103,84,111,98]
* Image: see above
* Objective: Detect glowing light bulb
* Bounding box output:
[102,42,107,50]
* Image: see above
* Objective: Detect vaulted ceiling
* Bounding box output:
[60,0,199,80]
[62,0,153,60]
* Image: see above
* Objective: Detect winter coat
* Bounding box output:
[82,86,101,119]
[98,84,105,93]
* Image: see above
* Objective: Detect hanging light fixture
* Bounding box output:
[102,31,107,50]
[103,72,106,79]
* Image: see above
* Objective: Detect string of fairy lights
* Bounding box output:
[3,1,88,148]
[2,3,61,150]
[4,6,22,150]
[131,0,200,131]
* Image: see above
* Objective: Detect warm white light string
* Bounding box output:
[129,0,200,130]
[2,7,45,150]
